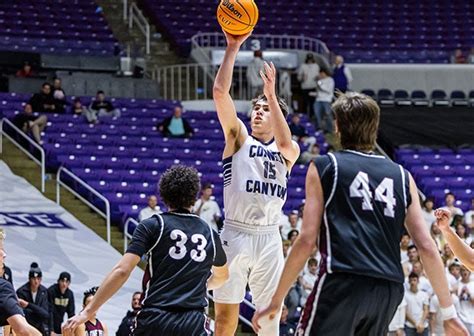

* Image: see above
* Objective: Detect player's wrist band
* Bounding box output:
[440,305,457,320]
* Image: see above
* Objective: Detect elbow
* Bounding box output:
[298,235,317,254]
[416,239,439,258]
[213,84,227,98]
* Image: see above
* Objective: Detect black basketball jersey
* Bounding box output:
[126,209,226,311]
[314,150,411,283]
[0,278,24,326]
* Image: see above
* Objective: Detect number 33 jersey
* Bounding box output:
[126,210,226,310]
[223,136,289,230]
[315,150,411,284]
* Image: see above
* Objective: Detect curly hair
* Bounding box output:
[159,165,201,210]
[83,286,99,305]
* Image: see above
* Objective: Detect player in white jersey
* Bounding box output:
[212,30,300,336]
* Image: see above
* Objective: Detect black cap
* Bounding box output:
[58,271,71,282]
[29,262,42,278]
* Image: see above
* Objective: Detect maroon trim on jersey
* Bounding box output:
[141,264,151,302]
[297,225,328,334]
[85,319,104,334]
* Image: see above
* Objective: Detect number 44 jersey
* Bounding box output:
[315,150,411,284]
[126,210,226,310]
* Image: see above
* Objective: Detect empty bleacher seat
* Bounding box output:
[411,90,430,106]
[450,91,468,106]
[377,89,394,106]
[394,90,411,106]
[431,90,450,106]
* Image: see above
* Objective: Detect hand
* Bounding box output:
[260,61,277,100]
[222,30,252,49]
[395,330,404,336]
[443,317,469,335]
[435,208,452,230]
[18,299,29,308]
[62,312,88,336]
[251,300,281,334]
[416,323,425,333]
[51,332,56,336]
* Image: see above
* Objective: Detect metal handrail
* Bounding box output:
[191,32,331,62]
[0,118,46,192]
[123,217,140,253]
[129,3,150,54]
[123,0,128,21]
[56,166,111,244]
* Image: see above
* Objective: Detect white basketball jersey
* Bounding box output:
[223,136,288,231]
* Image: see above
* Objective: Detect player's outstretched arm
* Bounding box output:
[252,162,323,333]
[62,253,141,336]
[404,174,468,336]
[207,264,229,290]
[435,208,474,271]
[7,315,42,336]
[260,62,300,166]
[213,31,251,145]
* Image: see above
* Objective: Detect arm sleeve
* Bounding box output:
[212,230,227,267]
[126,217,163,257]
[0,281,24,319]
[183,118,194,134]
[24,301,50,320]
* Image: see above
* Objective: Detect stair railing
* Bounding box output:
[0,118,46,193]
[56,166,111,244]
[129,3,150,54]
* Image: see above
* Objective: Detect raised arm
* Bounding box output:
[404,174,468,335]
[435,208,474,271]
[260,62,300,166]
[213,31,251,148]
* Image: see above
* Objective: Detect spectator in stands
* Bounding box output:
[448,261,462,292]
[281,211,300,240]
[403,245,419,276]
[404,272,429,336]
[388,297,407,336]
[400,233,411,264]
[157,106,193,138]
[16,61,34,78]
[452,49,467,64]
[430,292,461,336]
[288,114,316,147]
[469,47,474,64]
[89,90,121,119]
[52,78,67,113]
[464,198,474,230]
[282,240,291,259]
[421,198,436,230]
[298,143,321,164]
[313,69,335,133]
[430,222,446,252]
[442,244,457,268]
[48,272,75,335]
[279,304,296,336]
[29,83,56,113]
[246,50,265,99]
[116,291,141,336]
[193,183,222,232]
[138,195,161,221]
[12,103,47,145]
[457,266,474,334]
[297,53,320,118]
[16,263,50,336]
[444,192,464,217]
[333,55,352,93]
[456,223,472,245]
[287,229,299,246]
[279,67,292,114]
[408,261,433,295]
[71,98,97,124]
[299,258,318,306]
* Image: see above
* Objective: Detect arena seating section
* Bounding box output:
[0,1,118,56]
[138,0,473,63]
[396,148,474,211]
[0,92,329,231]
[361,89,474,107]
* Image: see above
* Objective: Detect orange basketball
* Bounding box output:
[217,0,259,35]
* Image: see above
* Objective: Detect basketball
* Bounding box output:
[217,0,259,35]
